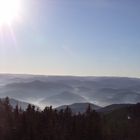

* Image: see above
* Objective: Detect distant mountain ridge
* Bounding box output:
[41,91,87,107]
[0,97,138,114]
[97,104,134,113]
[0,98,38,110]
[56,103,136,114]
[1,74,140,108]
[56,103,102,113]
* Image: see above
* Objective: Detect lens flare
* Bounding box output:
[0,0,21,26]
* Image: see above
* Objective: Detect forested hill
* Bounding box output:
[0,97,140,140]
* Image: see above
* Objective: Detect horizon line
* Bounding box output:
[0,72,140,79]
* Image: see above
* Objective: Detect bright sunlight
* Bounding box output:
[0,0,21,26]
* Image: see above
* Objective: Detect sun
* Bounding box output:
[0,0,21,26]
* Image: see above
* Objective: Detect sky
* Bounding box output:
[0,0,140,77]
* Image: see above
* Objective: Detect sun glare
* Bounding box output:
[0,0,21,26]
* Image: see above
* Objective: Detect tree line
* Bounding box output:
[0,97,140,140]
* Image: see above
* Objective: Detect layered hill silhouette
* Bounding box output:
[0,97,39,110]
[0,74,140,108]
[56,103,101,113]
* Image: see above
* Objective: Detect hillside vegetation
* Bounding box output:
[0,97,140,140]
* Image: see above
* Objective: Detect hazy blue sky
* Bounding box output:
[0,0,140,77]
